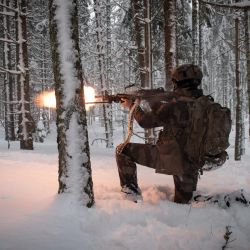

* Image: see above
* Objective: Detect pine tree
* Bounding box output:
[164,0,176,89]
[15,0,34,150]
[93,0,114,148]
[49,0,94,207]
[244,9,250,140]
[132,0,146,86]
[28,0,54,137]
[192,0,199,65]
[2,0,15,141]
[234,17,242,161]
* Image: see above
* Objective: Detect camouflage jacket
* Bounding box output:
[133,88,203,175]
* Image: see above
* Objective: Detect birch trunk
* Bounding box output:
[49,0,94,207]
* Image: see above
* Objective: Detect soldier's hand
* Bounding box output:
[120,98,134,109]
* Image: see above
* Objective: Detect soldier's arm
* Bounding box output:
[133,103,171,128]
[121,97,172,128]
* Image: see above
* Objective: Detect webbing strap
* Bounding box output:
[116,99,140,155]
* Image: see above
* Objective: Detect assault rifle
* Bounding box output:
[88,87,180,105]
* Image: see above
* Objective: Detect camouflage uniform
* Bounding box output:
[116,64,203,204]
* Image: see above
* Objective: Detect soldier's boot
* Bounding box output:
[174,189,193,204]
[121,184,143,203]
[173,173,198,204]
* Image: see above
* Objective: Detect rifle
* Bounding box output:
[89,87,182,153]
[87,87,179,105]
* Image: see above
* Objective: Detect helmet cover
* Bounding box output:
[171,64,203,85]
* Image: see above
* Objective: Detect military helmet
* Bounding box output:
[171,64,203,87]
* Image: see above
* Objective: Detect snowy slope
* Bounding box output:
[0,123,250,250]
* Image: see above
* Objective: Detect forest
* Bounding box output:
[1,1,250,250]
[0,0,250,203]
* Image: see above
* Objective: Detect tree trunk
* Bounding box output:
[105,0,114,148]
[94,0,113,148]
[3,0,15,141]
[143,0,153,143]
[49,0,94,207]
[244,10,250,141]
[192,0,199,65]
[132,0,155,143]
[106,0,112,88]
[198,0,203,69]
[221,53,229,108]
[144,0,152,89]
[15,0,34,150]
[132,0,146,87]
[164,0,176,90]
[175,0,179,67]
[234,18,242,161]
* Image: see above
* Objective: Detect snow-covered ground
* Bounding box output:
[0,122,250,250]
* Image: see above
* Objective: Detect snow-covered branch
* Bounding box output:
[0,11,15,16]
[201,0,250,10]
[0,38,18,44]
[0,66,21,75]
[0,23,18,43]
[0,3,17,12]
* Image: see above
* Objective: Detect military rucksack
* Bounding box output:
[183,95,232,170]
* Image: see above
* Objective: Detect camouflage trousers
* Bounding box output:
[116,143,198,204]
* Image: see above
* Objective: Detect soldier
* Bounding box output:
[116,64,204,204]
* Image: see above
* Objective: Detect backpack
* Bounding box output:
[183,95,232,170]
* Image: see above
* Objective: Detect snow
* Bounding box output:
[0,123,250,250]
[65,113,90,202]
[55,0,77,106]
[37,120,45,130]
